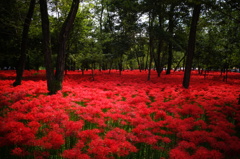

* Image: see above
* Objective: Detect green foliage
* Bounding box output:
[0,0,28,68]
[0,0,239,71]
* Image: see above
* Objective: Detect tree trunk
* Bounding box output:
[155,11,163,77]
[55,0,80,91]
[148,12,155,80]
[140,56,144,72]
[99,0,104,34]
[182,4,201,88]
[148,42,153,81]
[166,4,175,75]
[39,0,56,94]
[155,39,162,77]
[119,61,123,75]
[13,0,36,86]
[145,48,149,71]
[136,55,141,72]
[174,55,185,72]
[166,41,173,74]
[40,0,79,94]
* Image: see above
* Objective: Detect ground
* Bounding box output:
[0,70,239,159]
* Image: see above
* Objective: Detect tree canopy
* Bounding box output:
[0,0,239,92]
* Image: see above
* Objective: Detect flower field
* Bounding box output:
[0,70,240,159]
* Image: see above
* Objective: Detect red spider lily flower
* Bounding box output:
[153,110,167,121]
[62,141,90,159]
[177,141,197,151]
[37,131,65,149]
[1,70,240,158]
[88,138,137,158]
[169,147,191,159]
[106,128,127,140]
[77,129,101,143]
[178,104,204,118]
[194,120,207,130]
[11,147,29,156]
[191,147,223,159]
[27,121,41,134]
[33,151,50,159]
[3,121,35,145]
[64,120,84,136]
[62,150,90,159]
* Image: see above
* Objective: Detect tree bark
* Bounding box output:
[118,58,123,75]
[145,48,149,71]
[155,8,163,77]
[13,0,36,86]
[148,12,155,81]
[148,41,153,81]
[182,4,201,88]
[39,0,55,94]
[155,38,162,77]
[166,4,175,75]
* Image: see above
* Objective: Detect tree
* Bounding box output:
[183,3,201,88]
[147,10,155,81]
[193,0,240,74]
[40,0,80,94]
[142,0,187,78]
[166,4,175,75]
[0,0,27,69]
[66,8,94,72]
[13,0,36,86]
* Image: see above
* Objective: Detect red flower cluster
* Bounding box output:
[0,70,240,158]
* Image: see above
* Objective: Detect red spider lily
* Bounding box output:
[191,147,223,159]
[88,138,137,158]
[1,121,35,145]
[62,149,90,159]
[35,131,65,149]
[169,147,192,159]
[11,147,29,156]
[64,120,84,136]
[0,70,240,158]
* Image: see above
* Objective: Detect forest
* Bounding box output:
[0,0,240,158]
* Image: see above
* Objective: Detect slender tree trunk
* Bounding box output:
[55,0,80,91]
[148,44,153,81]
[166,42,173,74]
[136,55,141,72]
[182,57,185,71]
[13,0,36,86]
[119,61,123,75]
[174,55,186,72]
[40,0,79,94]
[182,4,201,88]
[155,40,162,77]
[166,4,175,75]
[223,68,228,82]
[145,49,149,71]
[39,0,56,94]
[91,63,95,81]
[155,12,163,77]
[148,12,155,80]
[140,57,144,71]
[99,0,104,34]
